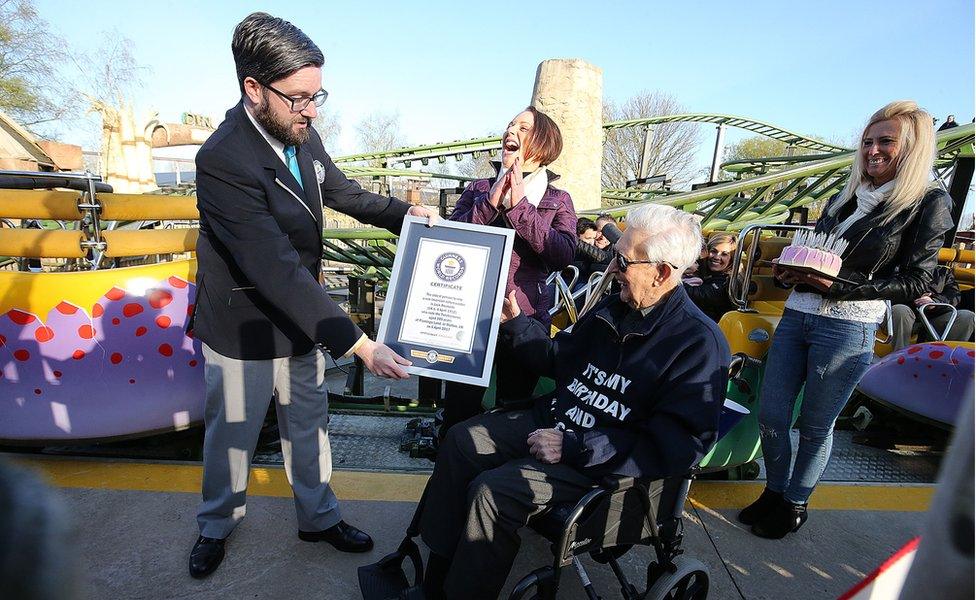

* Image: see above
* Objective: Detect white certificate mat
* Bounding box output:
[397,239,490,353]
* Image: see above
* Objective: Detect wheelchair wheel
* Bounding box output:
[644,556,709,600]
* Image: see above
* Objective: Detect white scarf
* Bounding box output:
[833,180,894,237]
[495,162,549,209]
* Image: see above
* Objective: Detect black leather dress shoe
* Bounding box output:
[189,535,226,579]
[298,520,374,552]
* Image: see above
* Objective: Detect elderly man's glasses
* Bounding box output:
[614,252,677,273]
[261,81,329,112]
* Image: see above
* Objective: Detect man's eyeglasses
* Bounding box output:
[613,252,677,273]
[261,81,329,112]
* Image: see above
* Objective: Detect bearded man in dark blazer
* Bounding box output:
[187,12,437,579]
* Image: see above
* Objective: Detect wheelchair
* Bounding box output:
[507,471,707,600]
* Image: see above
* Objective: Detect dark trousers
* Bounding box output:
[441,338,540,433]
[418,409,596,600]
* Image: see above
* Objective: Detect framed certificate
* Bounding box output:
[376,215,515,386]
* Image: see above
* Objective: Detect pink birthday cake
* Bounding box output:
[778,231,848,278]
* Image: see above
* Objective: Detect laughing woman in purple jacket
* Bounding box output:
[442,106,578,432]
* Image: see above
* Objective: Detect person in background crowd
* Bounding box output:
[443,106,577,433]
[594,213,616,249]
[937,114,958,131]
[890,264,975,349]
[574,217,613,284]
[739,101,953,539]
[685,232,739,322]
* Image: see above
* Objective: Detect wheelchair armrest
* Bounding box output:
[599,475,639,491]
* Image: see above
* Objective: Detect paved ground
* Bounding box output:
[8,457,931,600]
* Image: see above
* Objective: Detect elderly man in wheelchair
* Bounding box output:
[415,205,732,600]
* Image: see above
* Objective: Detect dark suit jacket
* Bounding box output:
[191,102,410,360]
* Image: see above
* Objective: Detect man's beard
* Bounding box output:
[255,93,311,147]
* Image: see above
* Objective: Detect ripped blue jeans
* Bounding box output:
[758,308,877,504]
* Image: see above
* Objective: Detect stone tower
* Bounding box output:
[530,59,603,212]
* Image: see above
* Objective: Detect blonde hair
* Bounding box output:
[706,232,737,252]
[830,100,937,226]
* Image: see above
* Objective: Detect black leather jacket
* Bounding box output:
[801,188,954,304]
[685,267,735,322]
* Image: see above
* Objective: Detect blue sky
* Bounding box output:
[37,0,975,172]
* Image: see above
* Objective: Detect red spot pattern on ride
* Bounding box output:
[34,327,54,343]
[53,370,62,378]
[79,325,96,339]
[8,310,35,325]
[72,350,86,360]
[135,326,148,337]
[907,346,922,354]
[13,349,30,361]
[110,352,123,365]
[149,290,173,309]
[896,356,906,365]
[105,287,125,301]
[0,334,6,347]
[929,351,944,359]
[189,360,198,367]
[34,388,41,395]
[155,315,172,329]
[158,344,173,357]
[112,318,121,325]
[123,303,144,318]
[92,304,104,318]
[169,277,188,289]
[56,302,78,315]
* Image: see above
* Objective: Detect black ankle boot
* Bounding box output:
[737,488,783,526]
[751,500,808,539]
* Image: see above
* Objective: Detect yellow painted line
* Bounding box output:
[11,457,934,511]
[13,457,429,502]
[688,481,934,512]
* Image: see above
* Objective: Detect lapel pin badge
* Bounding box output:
[313,160,326,184]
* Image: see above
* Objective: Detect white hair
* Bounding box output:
[625,204,703,279]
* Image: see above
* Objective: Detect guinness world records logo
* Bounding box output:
[434,252,465,281]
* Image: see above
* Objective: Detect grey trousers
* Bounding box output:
[196,343,340,539]
[418,409,597,600]
[891,304,976,350]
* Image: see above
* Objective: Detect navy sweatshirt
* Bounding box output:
[499,286,731,480]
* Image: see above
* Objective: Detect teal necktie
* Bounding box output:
[284,145,303,190]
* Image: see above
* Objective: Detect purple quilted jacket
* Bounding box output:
[449,175,578,324]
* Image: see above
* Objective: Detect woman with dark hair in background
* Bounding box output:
[685,232,738,322]
[739,101,954,539]
[442,107,577,433]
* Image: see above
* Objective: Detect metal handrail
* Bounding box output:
[919,302,958,341]
[728,223,812,310]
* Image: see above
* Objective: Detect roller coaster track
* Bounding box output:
[594,125,975,231]
[322,125,974,268]
[332,113,850,167]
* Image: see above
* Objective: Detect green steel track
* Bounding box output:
[324,124,974,270]
[333,113,851,167]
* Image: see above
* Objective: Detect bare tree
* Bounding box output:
[0,0,74,134]
[456,149,496,180]
[71,31,147,108]
[602,91,701,189]
[354,110,406,157]
[312,107,341,154]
